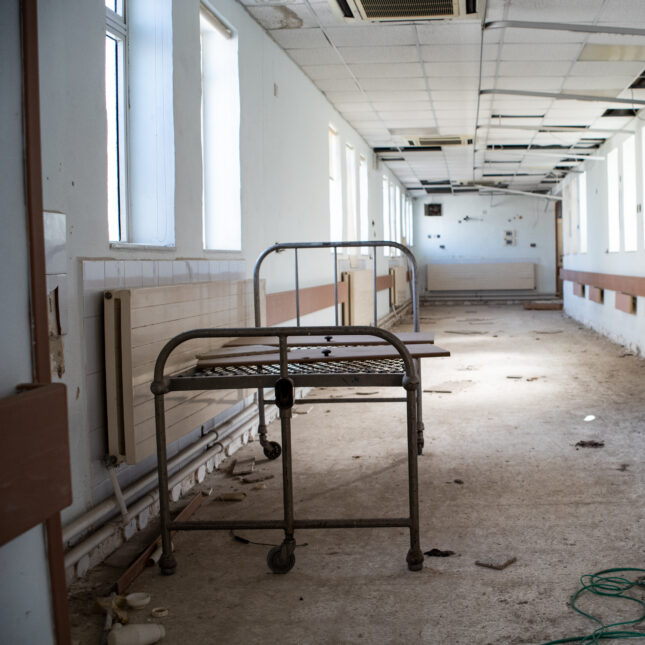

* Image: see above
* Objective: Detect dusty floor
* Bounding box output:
[69,305,645,644]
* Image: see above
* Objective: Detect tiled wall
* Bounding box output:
[81,259,246,505]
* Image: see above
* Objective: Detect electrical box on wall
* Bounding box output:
[425,203,442,216]
[504,230,516,246]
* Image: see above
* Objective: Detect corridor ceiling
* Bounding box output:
[237,0,645,197]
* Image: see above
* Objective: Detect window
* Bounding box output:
[201,6,241,251]
[105,1,127,241]
[359,155,369,254]
[382,177,390,256]
[394,184,402,254]
[106,0,176,246]
[607,148,620,252]
[345,144,357,247]
[570,174,579,254]
[578,172,587,253]
[329,127,343,241]
[403,195,413,247]
[622,135,637,251]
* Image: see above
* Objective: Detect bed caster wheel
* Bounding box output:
[263,441,282,460]
[267,545,295,574]
[159,553,176,576]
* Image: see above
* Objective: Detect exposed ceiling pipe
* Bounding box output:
[472,184,562,200]
[480,88,645,106]
[481,124,634,135]
[486,150,605,161]
[485,20,645,37]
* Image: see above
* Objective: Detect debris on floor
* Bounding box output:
[526,377,539,382]
[423,389,452,394]
[453,479,464,485]
[424,548,456,557]
[617,464,630,471]
[150,607,168,618]
[352,455,361,459]
[445,330,487,335]
[532,330,563,334]
[293,405,314,415]
[575,440,605,449]
[232,457,255,476]
[125,592,150,609]
[241,473,274,484]
[584,415,596,422]
[475,556,517,570]
[215,492,247,502]
[506,376,523,379]
[252,483,267,490]
[108,623,165,645]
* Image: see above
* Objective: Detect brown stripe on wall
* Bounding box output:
[376,274,393,292]
[560,269,645,298]
[266,281,349,326]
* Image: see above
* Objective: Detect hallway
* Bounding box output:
[70,305,645,644]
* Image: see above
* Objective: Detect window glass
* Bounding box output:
[359,155,369,254]
[578,172,587,253]
[201,8,241,250]
[607,148,620,252]
[345,145,357,247]
[382,177,390,256]
[622,135,637,251]
[329,127,342,241]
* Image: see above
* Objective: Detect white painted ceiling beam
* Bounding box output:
[480,89,645,106]
[485,21,645,38]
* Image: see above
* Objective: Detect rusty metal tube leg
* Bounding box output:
[154,393,176,575]
[405,388,423,571]
[415,358,425,455]
[256,387,268,445]
[280,408,295,542]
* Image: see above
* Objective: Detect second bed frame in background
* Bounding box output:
[251,241,425,460]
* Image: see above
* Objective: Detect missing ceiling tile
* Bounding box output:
[601,108,638,117]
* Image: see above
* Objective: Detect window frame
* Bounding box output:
[106,3,129,242]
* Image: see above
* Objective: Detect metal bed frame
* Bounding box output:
[252,240,426,459]
[152,242,433,575]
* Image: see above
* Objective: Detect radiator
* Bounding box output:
[104,279,265,464]
[342,269,374,325]
[389,265,409,306]
[427,262,535,291]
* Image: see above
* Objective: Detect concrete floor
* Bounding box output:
[70,305,645,644]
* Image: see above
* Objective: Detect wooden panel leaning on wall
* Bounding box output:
[104,279,265,464]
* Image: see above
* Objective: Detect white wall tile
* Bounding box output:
[86,371,106,433]
[104,261,124,290]
[141,261,157,287]
[84,315,103,375]
[157,260,173,285]
[124,260,143,288]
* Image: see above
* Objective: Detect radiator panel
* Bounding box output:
[427,263,535,291]
[104,279,264,464]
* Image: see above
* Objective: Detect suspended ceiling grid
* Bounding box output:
[237,0,645,195]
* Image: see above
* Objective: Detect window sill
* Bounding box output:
[110,242,176,251]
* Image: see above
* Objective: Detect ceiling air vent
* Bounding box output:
[332,0,467,21]
[408,136,472,147]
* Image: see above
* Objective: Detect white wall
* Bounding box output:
[413,193,557,293]
[562,124,645,355]
[36,0,409,538]
[0,1,55,641]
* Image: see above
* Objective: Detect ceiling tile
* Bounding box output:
[421,45,484,62]
[493,77,566,91]
[324,91,368,102]
[423,61,483,77]
[366,90,429,102]
[569,61,645,77]
[301,64,352,80]
[359,77,428,91]
[314,77,361,92]
[372,101,432,111]
[505,0,605,23]
[337,46,419,64]
[562,76,636,91]
[500,43,583,61]
[288,47,340,66]
[325,25,417,47]
[498,61,573,76]
[416,22,482,45]
[270,28,329,49]
[350,63,424,78]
